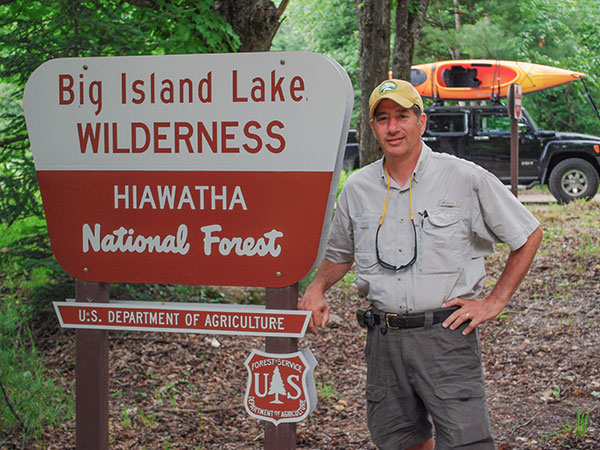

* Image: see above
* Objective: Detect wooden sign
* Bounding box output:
[23,52,353,287]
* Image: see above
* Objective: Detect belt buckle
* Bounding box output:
[385,313,400,330]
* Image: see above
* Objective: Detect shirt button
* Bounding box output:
[398,248,402,252]
[400,218,405,223]
[397,277,402,281]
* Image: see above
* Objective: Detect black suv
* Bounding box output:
[343,129,360,171]
[421,104,600,203]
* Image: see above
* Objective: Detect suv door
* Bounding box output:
[423,111,469,157]
[470,110,542,184]
[513,114,544,184]
[469,110,512,179]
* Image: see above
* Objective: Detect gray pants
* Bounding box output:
[365,316,495,449]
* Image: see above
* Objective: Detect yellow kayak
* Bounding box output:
[410,59,586,99]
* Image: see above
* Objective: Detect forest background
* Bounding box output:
[1,0,599,447]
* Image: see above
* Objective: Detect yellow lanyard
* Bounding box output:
[380,162,414,227]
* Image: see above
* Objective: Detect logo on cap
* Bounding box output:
[379,81,397,94]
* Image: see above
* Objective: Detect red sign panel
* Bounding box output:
[23,53,353,287]
[244,349,317,425]
[38,171,331,286]
[54,301,311,337]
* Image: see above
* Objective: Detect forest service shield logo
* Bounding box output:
[244,348,317,425]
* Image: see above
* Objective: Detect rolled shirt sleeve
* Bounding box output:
[472,169,540,251]
[324,180,356,264]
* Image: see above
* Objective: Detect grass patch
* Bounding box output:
[543,407,591,441]
[0,218,73,442]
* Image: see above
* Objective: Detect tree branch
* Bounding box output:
[0,134,28,147]
[0,378,24,431]
[276,0,290,19]
[122,0,159,9]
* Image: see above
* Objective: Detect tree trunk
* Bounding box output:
[356,0,392,166]
[453,0,462,31]
[214,0,289,52]
[392,0,430,81]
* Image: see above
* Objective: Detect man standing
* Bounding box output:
[298,79,542,449]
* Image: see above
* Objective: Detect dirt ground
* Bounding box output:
[4,196,600,449]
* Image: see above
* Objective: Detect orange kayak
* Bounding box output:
[410,60,586,99]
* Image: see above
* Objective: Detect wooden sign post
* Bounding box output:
[265,285,299,450]
[508,83,522,197]
[75,280,109,450]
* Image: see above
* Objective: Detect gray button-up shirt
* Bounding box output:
[325,143,540,313]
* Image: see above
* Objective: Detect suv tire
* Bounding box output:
[548,158,600,203]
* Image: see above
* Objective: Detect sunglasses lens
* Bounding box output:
[376,221,417,271]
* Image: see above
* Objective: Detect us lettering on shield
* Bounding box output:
[244,348,317,426]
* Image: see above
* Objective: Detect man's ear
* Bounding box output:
[419,113,427,135]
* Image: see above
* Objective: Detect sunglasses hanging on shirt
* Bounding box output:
[375,162,418,271]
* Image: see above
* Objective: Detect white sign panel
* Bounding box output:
[54,300,311,337]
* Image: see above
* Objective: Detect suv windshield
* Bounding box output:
[524,111,538,131]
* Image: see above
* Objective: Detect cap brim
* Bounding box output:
[370,93,416,118]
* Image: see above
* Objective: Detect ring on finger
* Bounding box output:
[465,313,470,318]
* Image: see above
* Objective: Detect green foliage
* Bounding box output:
[0,1,238,83]
[336,168,357,198]
[0,0,240,227]
[130,0,240,55]
[0,88,40,226]
[317,376,340,401]
[0,218,74,441]
[0,217,73,310]
[271,0,360,124]
[110,283,229,304]
[0,304,73,440]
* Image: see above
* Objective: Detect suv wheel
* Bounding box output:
[548,158,600,203]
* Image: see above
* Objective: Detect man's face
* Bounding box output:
[370,99,427,160]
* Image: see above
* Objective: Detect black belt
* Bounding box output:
[373,306,459,329]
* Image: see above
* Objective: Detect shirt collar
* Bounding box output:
[378,142,433,189]
[413,143,433,183]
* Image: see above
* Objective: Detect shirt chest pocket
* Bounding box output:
[417,208,466,275]
[350,213,380,268]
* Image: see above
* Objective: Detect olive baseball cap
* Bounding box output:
[369,79,424,119]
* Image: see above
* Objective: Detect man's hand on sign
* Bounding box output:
[298,259,353,334]
[298,290,330,335]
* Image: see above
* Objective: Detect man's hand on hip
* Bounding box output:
[441,297,505,335]
[442,226,542,335]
